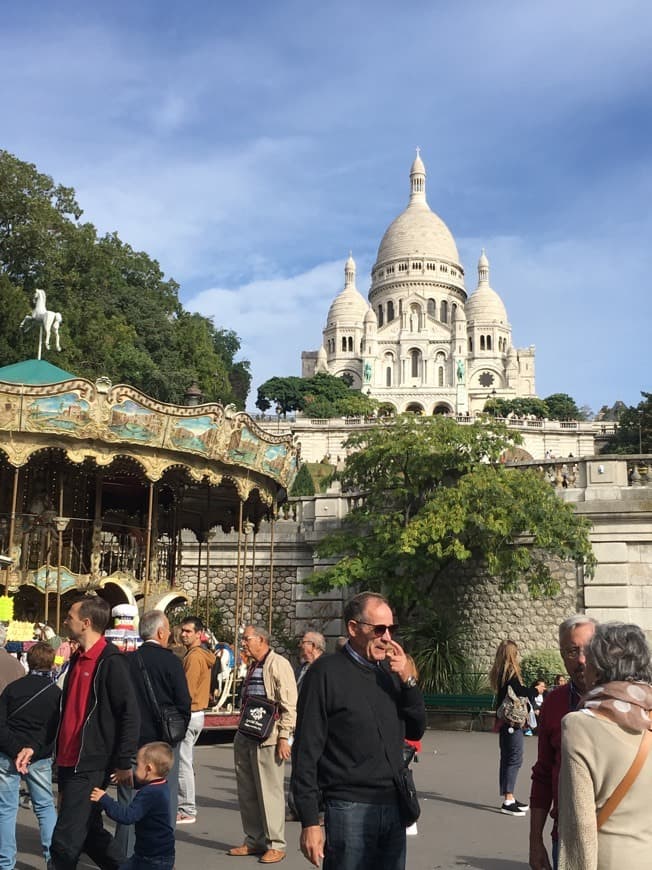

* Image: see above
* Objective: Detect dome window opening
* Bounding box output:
[468,336,473,352]
[438,366,444,387]
[427,298,437,318]
[387,301,395,322]
[486,335,492,351]
[480,336,486,351]
[377,305,384,327]
[398,262,409,273]
[440,300,448,323]
[341,337,347,352]
[410,349,422,379]
[348,337,353,352]
[386,366,392,387]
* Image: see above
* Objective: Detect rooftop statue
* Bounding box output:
[19,288,62,357]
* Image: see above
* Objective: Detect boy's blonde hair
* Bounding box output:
[139,741,174,777]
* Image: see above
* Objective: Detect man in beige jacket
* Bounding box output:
[228,625,297,864]
[177,617,216,824]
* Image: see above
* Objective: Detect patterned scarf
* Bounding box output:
[579,680,652,732]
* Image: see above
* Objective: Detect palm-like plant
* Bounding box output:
[401,610,469,693]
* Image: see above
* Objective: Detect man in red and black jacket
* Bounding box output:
[529,615,597,870]
[34,595,140,870]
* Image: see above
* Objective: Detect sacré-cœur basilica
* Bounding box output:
[301,150,535,416]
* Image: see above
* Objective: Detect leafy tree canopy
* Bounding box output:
[603,391,652,454]
[483,393,587,421]
[0,150,250,407]
[307,415,595,617]
[256,372,378,418]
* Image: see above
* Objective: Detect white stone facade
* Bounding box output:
[302,151,536,415]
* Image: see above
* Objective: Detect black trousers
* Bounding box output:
[51,767,126,870]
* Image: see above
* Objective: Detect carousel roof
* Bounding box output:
[0,359,77,385]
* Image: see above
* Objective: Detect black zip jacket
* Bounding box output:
[127,641,191,746]
[291,648,426,827]
[59,641,140,772]
[0,673,61,761]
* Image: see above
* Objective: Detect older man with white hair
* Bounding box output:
[296,631,326,690]
[116,610,191,856]
[529,614,598,870]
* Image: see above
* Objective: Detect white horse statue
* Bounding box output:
[19,289,62,354]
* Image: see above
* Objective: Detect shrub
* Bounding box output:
[402,611,469,693]
[521,649,565,686]
[290,464,315,497]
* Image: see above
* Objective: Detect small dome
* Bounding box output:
[410,147,425,176]
[465,250,508,324]
[317,345,327,361]
[327,254,369,326]
[364,307,377,325]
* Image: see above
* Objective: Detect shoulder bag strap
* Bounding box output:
[597,729,652,829]
[9,681,54,720]
[135,650,163,723]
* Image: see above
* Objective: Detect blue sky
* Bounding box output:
[2,0,651,413]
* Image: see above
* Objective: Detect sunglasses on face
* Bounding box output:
[354,620,400,638]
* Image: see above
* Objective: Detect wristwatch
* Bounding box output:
[401,675,418,689]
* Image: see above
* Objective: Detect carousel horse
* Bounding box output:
[19,288,62,351]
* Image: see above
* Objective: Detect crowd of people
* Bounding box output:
[0,590,425,869]
[3,594,652,870]
[489,615,652,870]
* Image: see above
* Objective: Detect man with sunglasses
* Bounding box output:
[292,591,425,870]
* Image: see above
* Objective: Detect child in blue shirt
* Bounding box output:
[91,742,175,870]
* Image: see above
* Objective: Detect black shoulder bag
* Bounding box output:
[135,651,188,745]
[359,669,421,827]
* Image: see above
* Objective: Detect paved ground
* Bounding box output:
[15,729,552,869]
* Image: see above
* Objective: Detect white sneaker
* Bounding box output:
[500,802,526,816]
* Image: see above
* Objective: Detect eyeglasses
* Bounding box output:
[298,640,315,647]
[242,635,258,643]
[562,646,587,660]
[353,620,399,637]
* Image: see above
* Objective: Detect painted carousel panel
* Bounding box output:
[107,399,166,445]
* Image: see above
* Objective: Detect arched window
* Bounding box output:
[377,305,384,327]
[386,366,392,387]
[438,366,444,387]
[387,300,395,322]
[480,335,486,351]
[468,336,473,352]
[398,299,403,315]
[348,336,353,352]
[341,336,347,352]
[441,300,448,323]
[427,298,437,317]
[486,335,492,351]
[410,349,421,378]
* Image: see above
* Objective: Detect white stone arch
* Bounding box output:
[154,590,190,613]
[432,402,453,415]
[403,402,424,415]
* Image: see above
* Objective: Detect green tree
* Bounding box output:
[604,392,652,454]
[543,393,585,421]
[308,416,595,617]
[0,150,250,407]
[257,372,377,419]
[289,464,316,497]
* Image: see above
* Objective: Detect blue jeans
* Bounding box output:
[0,753,57,870]
[498,724,524,796]
[324,799,406,870]
[120,855,175,870]
[552,837,559,870]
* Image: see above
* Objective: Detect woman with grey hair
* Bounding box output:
[558,622,652,869]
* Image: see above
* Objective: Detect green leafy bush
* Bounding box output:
[521,649,565,686]
[290,464,315,497]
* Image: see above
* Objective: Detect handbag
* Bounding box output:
[135,652,188,745]
[237,694,278,741]
[496,684,528,728]
[359,669,422,827]
[597,729,652,829]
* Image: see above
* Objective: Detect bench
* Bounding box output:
[423,693,495,732]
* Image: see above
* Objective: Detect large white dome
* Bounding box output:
[375,151,459,265]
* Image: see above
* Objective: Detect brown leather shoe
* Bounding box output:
[258,850,286,864]
[227,844,265,857]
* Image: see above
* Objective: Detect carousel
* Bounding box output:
[0,293,300,639]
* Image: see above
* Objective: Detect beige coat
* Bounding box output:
[259,649,297,747]
[559,711,652,870]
